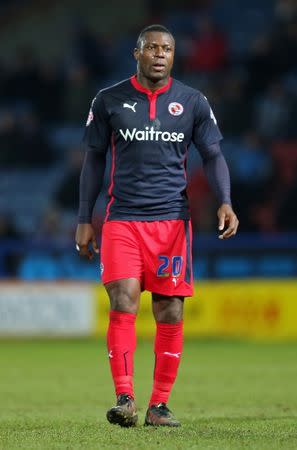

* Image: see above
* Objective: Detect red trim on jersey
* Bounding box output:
[183,144,188,181]
[130,74,172,120]
[130,74,172,95]
[105,133,116,221]
[149,94,157,120]
[184,145,190,212]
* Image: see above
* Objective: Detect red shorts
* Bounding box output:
[100,220,193,297]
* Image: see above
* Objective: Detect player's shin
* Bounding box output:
[149,321,183,406]
[107,310,137,398]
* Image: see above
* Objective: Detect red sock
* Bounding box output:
[107,310,136,398]
[149,321,183,406]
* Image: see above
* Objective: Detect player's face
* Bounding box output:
[134,32,175,82]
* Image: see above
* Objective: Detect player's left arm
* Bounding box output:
[192,94,239,239]
[200,142,239,239]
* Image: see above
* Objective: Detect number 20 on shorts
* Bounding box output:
[157,256,183,277]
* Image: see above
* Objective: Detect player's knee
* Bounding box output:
[106,283,139,314]
[157,310,183,323]
[154,299,184,324]
[110,293,138,314]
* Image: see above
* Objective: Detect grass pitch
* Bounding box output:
[0,339,296,449]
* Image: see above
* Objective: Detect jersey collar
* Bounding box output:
[130,74,172,96]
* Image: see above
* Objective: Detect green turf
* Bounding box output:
[0,339,296,449]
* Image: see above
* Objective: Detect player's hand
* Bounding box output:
[217,204,239,239]
[75,223,99,260]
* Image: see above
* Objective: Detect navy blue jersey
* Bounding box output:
[83,75,222,221]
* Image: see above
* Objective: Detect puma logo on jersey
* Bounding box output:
[123,102,137,112]
[119,127,184,142]
[163,352,181,359]
[108,350,113,358]
[172,277,177,286]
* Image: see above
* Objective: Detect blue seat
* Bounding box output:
[212,0,274,57]
[192,258,208,279]
[215,257,254,278]
[18,253,60,280]
[257,257,296,277]
[59,254,99,280]
[48,126,84,150]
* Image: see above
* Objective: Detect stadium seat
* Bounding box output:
[48,126,84,151]
[212,0,274,58]
[0,167,65,233]
[18,253,60,280]
[215,256,254,278]
[272,141,297,185]
[192,258,208,279]
[257,257,296,277]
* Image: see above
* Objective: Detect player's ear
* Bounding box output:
[133,48,139,61]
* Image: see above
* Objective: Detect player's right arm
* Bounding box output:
[75,93,111,260]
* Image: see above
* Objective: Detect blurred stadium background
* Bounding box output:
[0,1,297,447]
[0,0,296,339]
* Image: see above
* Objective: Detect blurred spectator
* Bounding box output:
[187,168,217,232]
[269,18,297,76]
[275,0,297,23]
[54,148,83,211]
[253,81,291,140]
[19,112,54,167]
[246,17,297,95]
[71,23,110,82]
[37,61,64,124]
[277,182,297,231]
[0,215,20,239]
[226,132,273,231]
[227,132,272,186]
[0,215,20,276]
[0,111,23,166]
[62,65,94,124]
[36,208,63,240]
[4,46,41,111]
[183,16,228,73]
[246,34,277,95]
[215,74,252,137]
[108,27,139,81]
[0,110,53,168]
[273,140,297,211]
[0,60,8,102]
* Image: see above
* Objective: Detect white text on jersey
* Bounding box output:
[119,127,184,142]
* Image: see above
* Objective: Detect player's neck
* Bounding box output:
[136,73,170,92]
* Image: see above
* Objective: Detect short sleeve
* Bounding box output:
[82,92,111,154]
[192,93,223,149]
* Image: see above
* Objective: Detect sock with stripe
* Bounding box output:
[149,320,183,406]
[107,310,137,398]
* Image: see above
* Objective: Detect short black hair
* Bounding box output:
[136,24,174,48]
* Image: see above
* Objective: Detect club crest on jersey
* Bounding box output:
[168,102,183,116]
[86,109,93,126]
